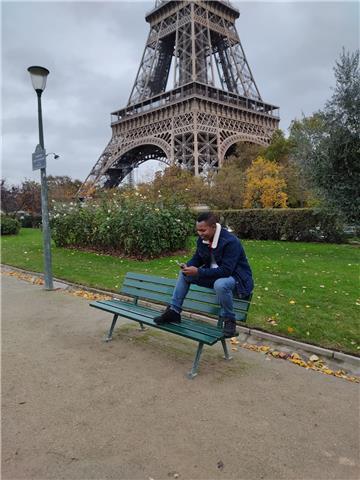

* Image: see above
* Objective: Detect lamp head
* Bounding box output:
[27,66,50,93]
[46,152,60,160]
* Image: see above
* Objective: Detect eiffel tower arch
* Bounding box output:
[96,136,172,188]
[78,0,279,196]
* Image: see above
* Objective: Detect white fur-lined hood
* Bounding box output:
[202,223,221,248]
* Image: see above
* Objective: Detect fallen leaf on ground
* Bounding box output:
[290,358,308,367]
[270,351,281,358]
[240,343,359,383]
[71,290,111,301]
[259,346,271,352]
[309,354,319,362]
[2,270,45,285]
[266,317,278,326]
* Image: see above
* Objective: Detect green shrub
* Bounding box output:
[50,198,194,258]
[16,213,42,228]
[1,215,21,235]
[214,209,346,243]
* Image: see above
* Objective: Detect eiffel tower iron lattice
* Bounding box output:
[78,0,279,197]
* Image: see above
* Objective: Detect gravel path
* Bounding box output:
[2,275,359,480]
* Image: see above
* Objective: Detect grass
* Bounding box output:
[2,228,360,355]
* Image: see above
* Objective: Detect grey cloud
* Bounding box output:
[2,1,359,185]
[236,2,359,130]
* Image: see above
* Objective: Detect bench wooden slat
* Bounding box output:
[96,299,226,338]
[121,285,172,305]
[126,272,177,287]
[126,272,250,303]
[121,285,246,322]
[121,285,221,317]
[123,277,250,312]
[125,272,251,310]
[91,301,220,345]
[123,278,174,296]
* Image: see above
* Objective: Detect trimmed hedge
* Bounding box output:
[214,209,346,243]
[1,215,21,235]
[50,199,195,258]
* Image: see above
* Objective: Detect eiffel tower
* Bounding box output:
[78,0,279,196]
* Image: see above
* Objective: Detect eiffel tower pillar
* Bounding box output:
[193,102,199,176]
[78,0,279,197]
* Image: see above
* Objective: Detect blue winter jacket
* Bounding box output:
[187,227,254,298]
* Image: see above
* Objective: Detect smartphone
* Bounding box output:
[176,261,186,269]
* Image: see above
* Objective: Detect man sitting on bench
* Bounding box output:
[154,212,254,338]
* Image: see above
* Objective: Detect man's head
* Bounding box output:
[196,212,218,242]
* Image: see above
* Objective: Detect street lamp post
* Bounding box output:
[28,66,53,290]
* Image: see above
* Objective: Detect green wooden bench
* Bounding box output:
[90,272,252,379]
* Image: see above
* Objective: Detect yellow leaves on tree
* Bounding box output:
[243,156,288,208]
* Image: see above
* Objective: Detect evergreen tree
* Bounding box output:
[225,142,262,171]
[262,129,295,164]
[291,49,360,223]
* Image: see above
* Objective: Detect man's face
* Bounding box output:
[196,221,216,242]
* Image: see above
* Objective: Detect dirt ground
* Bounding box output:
[2,274,359,480]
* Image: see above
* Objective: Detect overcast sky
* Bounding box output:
[2,0,359,186]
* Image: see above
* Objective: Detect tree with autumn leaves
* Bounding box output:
[243,156,288,208]
[205,129,307,210]
[1,176,82,216]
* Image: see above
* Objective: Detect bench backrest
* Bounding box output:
[120,272,252,323]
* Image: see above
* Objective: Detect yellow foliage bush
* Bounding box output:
[243,156,288,208]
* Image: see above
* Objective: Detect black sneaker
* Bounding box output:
[223,318,236,338]
[154,306,181,325]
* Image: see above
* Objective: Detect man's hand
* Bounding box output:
[182,266,198,276]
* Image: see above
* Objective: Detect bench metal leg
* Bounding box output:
[187,342,204,379]
[105,314,119,342]
[221,338,233,361]
[138,322,147,331]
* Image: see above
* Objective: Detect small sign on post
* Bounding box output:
[32,144,46,171]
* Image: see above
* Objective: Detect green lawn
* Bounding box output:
[2,228,359,355]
